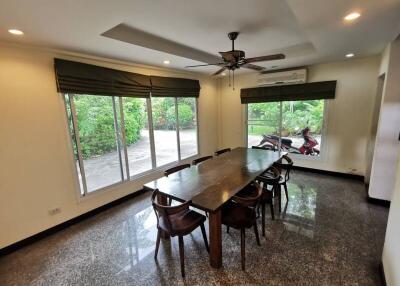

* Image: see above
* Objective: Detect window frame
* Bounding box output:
[63,94,200,197]
[245,100,328,161]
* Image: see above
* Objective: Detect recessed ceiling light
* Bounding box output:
[8,29,24,35]
[346,53,355,58]
[221,72,226,76]
[344,12,361,21]
[163,60,170,64]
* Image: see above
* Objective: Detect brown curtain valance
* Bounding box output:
[54,58,151,97]
[240,81,337,104]
[150,76,200,97]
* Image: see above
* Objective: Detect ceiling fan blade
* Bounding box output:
[241,64,265,71]
[212,67,227,76]
[185,63,224,68]
[244,54,285,63]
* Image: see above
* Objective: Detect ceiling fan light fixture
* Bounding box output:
[344,12,361,21]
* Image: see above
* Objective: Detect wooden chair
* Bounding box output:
[222,182,262,270]
[152,190,209,277]
[214,148,231,156]
[255,166,280,236]
[192,155,213,165]
[273,155,293,212]
[164,164,191,205]
[164,164,191,176]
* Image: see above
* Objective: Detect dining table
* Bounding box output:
[143,147,284,268]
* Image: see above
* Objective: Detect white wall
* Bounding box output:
[369,36,400,201]
[0,43,219,248]
[382,150,400,286]
[218,57,380,175]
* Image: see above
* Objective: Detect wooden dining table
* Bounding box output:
[143,147,283,268]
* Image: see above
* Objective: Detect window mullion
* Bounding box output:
[112,97,125,181]
[195,98,199,155]
[175,97,181,162]
[118,97,130,180]
[69,94,88,196]
[147,97,157,168]
[278,101,283,151]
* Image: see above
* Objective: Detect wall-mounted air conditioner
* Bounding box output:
[256,68,307,86]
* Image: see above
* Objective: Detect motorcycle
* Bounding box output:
[257,127,320,155]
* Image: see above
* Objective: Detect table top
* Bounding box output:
[144,147,283,212]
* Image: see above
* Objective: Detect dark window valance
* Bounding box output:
[54,58,151,97]
[240,81,336,104]
[150,76,200,97]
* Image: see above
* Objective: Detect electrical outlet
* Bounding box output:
[48,208,61,215]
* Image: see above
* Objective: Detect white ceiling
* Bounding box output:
[0,0,400,75]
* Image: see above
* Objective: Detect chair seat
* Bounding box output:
[222,202,256,229]
[159,209,206,236]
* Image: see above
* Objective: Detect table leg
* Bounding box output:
[157,193,170,239]
[209,210,222,268]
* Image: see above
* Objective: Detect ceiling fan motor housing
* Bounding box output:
[228,31,239,41]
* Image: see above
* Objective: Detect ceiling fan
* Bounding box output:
[185,32,285,89]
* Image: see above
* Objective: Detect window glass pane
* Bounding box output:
[122,97,152,176]
[178,98,198,159]
[151,97,178,166]
[247,102,280,148]
[64,94,84,195]
[74,94,123,192]
[281,100,323,156]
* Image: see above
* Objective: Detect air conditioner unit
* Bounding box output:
[256,68,307,86]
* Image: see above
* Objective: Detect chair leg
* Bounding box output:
[270,202,275,220]
[178,236,185,277]
[241,228,246,271]
[200,223,209,253]
[253,223,260,246]
[284,182,289,202]
[226,226,230,234]
[278,185,282,213]
[168,197,172,206]
[154,229,161,259]
[261,202,266,237]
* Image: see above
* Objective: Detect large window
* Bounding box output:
[64,94,198,195]
[247,100,325,156]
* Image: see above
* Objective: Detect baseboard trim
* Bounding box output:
[0,188,149,257]
[379,261,387,286]
[292,165,365,181]
[367,196,391,208]
[364,183,391,207]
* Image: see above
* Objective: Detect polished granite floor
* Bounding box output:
[0,171,389,285]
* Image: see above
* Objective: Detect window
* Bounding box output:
[122,97,153,176]
[151,97,179,166]
[178,98,198,159]
[247,99,325,156]
[64,94,199,196]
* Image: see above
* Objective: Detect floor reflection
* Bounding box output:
[281,182,316,238]
[121,207,158,272]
